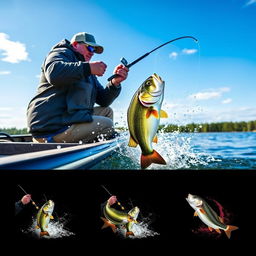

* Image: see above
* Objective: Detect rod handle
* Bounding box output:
[107,74,120,81]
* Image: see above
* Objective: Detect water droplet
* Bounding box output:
[57,145,61,149]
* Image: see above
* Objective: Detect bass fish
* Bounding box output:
[127,73,168,169]
[36,200,54,237]
[101,201,140,237]
[186,194,238,239]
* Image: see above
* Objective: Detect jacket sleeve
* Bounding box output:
[43,49,91,87]
[15,201,25,216]
[94,77,122,107]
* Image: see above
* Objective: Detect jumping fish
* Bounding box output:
[127,73,168,169]
[35,200,54,237]
[186,194,238,239]
[101,200,140,237]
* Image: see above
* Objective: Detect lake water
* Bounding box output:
[91,132,256,170]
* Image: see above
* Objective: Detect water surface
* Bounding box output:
[91,132,256,170]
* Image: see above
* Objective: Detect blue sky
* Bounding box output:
[0,0,256,128]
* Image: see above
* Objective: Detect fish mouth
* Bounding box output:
[140,99,158,105]
[152,73,163,83]
[139,90,163,107]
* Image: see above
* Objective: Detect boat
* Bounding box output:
[0,133,124,170]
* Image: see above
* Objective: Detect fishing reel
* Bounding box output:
[107,57,129,81]
[120,57,129,67]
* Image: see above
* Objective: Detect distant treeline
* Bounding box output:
[0,127,28,135]
[159,120,256,133]
[1,120,256,135]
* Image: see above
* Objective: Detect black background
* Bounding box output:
[1,169,255,252]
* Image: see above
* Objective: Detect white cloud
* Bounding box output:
[246,0,256,6]
[0,107,12,111]
[219,87,230,92]
[0,106,27,128]
[0,33,29,63]
[188,87,231,100]
[195,107,256,123]
[0,70,11,75]
[169,52,178,60]
[182,48,198,55]
[189,91,221,100]
[222,98,232,104]
[161,101,256,125]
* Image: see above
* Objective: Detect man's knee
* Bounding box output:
[105,107,113,120]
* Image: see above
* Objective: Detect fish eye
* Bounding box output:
[145,80,151,86]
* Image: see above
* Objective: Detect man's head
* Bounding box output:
[70,32,103,61]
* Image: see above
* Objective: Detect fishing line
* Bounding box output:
[107,36,198,81]
[101,185,125,210]
[43,194,48,202]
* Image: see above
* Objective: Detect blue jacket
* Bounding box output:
[27,39,121,137]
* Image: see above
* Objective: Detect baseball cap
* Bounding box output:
[70,32,103,54]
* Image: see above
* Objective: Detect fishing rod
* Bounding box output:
[107,35,198,81]
[101,185,125,210]
[18,184,39,210]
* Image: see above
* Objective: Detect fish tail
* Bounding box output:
[225,225,239,239]
[40,231,50,237]
[100,217,117,233]
[126,231,135,237]
[141,150,166,169]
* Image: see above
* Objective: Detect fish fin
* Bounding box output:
[146,108,159,119]
[152,135,158,143]
[224,225,239,239]
[128,136,138,147]
[194,211,198,217]
[199,208,206,214]
[126,231,135,237]
[141,150,166,169]
[50,215,54,219]
[219,217,224,223]
[160,109,168,118]
[208,227,213,232]
[215,228,221,234]
[40,231,50,237]
[100,217,117,233]
[35,225,40,229]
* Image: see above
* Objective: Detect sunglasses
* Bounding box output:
[79,43,96,53]
[86,44,96,53]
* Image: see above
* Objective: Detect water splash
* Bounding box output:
[22,213,75,239]
[129,217,160,239]
[91,131,217,170]
[114,216,159,239]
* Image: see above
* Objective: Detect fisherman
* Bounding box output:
[27,32,129,143]
[15,194,32,215]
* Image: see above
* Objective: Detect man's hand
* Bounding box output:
[90,61,107,76]
[108,195,117,206]
[21,194,31,205]
[111,64,129,86]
